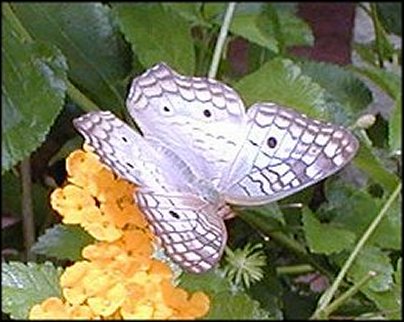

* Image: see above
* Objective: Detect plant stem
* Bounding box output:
[21,158,36,261]
[208,2,237,78]
[67,81,100,112]
[313,182,401,317]
[369,3,384,68]
[320,271,377,319]
[276,264,314,275]
[358,129,374,148]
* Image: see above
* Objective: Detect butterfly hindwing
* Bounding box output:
[135,191,227,273]
[224,103,359,205]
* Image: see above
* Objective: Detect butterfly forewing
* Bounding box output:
[73,111,169,191]
[224,103,359,205]
[126,63,247,186]
[135,191,227,273]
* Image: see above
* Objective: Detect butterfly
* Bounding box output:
[73,63,359,274]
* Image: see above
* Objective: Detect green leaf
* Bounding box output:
[31,224,95,261]
[374,194,402,250]
[324,181,401,250]
[258,4,314,50]
[113,3,195,74]
[299,61,373,114]
[333,246,394,292]
[11,3,131,111]
[375,3,402,36]
[162,3,210,27]
[2,6,67,173]
[229,10,279,53]
[180,270,271,319]
[238,204,288,244]
[240,202,285,226]
[332,247,398,318]
[388,94,401,154]
[276,9,314,48]
[353,143,400,194]
[247,267,283,319]
[1,262,63,319]
[394,258,401,290]
[352,65,401,100]
[229,4,313,55]
[203,3,228,22]
[302,207,356,255]
[362,286,402,320]
[235,58,331,119]
[392,258,402,317]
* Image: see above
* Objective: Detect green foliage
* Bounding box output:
[228,3,313,53]
[2,2,401,320]
[375,3,402,36]
[235,58,329,119]
[180,270,271,319]
[332,247,400,319]
[2,5,67,173]
[230,10,279,53]
[389,94,401,154]
[11,3,131,111]
[31,224,95,261]
[302,207,356,255]
[322,180,401,250]
[113,3,196,74]
[353,143,400,194]
[162,3,211,27]
[1,262,63,319]
[353,65,401,100]
[299,61,373,116]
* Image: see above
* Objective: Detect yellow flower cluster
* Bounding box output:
[29,149,210,319]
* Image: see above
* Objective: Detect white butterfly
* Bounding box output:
[73,63,359,273]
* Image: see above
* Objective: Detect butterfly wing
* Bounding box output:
[73,111,171,191]
[74,111,227,273]
[136,191,227,273]
[126,62,247,186]
[224,103,359,205]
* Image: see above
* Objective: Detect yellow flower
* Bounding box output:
[66,149,103,189]
[30,297,70,319]
[29,149,211,320]
[161,280,210,319]
[29,297,95,320]
[69,304,94,319]
[120,301,154,319]
[87,283,127,317]
[81,216,123,242]
[50,185,98,225]
[119,229,154,257]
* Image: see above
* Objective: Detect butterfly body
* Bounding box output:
[74,63,359,273]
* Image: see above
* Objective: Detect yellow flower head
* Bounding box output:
[30,149,210,320]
